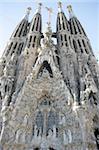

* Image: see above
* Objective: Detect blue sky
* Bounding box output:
[0,0,99,60]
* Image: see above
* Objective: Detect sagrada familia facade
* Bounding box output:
[0,2,99,150]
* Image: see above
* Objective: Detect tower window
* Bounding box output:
[75,19,82,34]
[0,91,2,99]
[36,17,39,31]
[94,128,99,150]
[72,19,77,34]
[78,40,83,53]
[64,34,67,41]
[13,42,18,50]
[60,34,63,41]
[11,42,18,55]
[14,23,21,37]
[82,39,88,54]
[62,16,65,30]
[69,36,72,48]
[32,18,36,31]
[59,17,61,30]
[69,21,73,34]
[17,42,24,55]
[63,22,65,30]
[18,22,25,37]
[14,28,19,37]
[32,36,36,48]
[64,34,68,47]
[23,22,28,36]
[33,36,36,43]
[28,36,32,48]
[29,36,32,43]
[73,40,77,52]
[66,21,69,31]
[6,42,13,56]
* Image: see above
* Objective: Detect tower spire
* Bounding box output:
[35,2,42,14]
[67,5,75,18]
[24,7,32,20]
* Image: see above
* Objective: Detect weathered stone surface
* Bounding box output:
[0,3,99,150]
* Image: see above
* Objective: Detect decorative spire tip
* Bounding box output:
[67,5,75,18]
[26,7,32,15]
[36,2,42,14]
[67,5,72,13]
[24,7,32,20]
[58,1,62,12]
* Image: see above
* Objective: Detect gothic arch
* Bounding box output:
[38,61,53,78]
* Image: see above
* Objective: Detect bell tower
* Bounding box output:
[0,2,99,150]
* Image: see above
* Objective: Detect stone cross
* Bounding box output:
[45,7,53,26]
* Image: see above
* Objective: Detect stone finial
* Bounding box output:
[58,1,62,12]
[36,2,42,14]
[67,5,75,18]
[24,7,32,20]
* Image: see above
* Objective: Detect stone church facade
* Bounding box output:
[0,2,99,150]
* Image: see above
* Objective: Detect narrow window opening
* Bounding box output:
[29,36,32,43]
[0,91,2,99]
[69,21,73,34]
[18,22,25,37]
[34,36,36,43]
[55,50,59,66]
[59,17,61,30]
[63,22,65,30]
[69,36,72,48]
[64,35,68,47]
[60,34,63,42]
[28,36,32,48]
[32,43,35,48]
[64,35,67,41]
[32,18,36,31]
[94,128,99,150]
[11,42,17,55]
[14,23,21,37]
[78,40,83,53]
[75,20,82,34]
[6,42,13,56]
[23,22,28,36]
[82,40,88,54]
[13,42,18,50]
[36,17,39,31]
[72,20,77,34]
[5,85,7,93]
[73,40,77,53]
[14,28,19,37]
[17,43,24,55]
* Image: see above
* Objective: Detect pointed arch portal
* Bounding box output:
[38,61,53,78]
